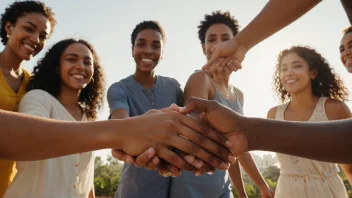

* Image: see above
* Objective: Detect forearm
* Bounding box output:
[341,0,352,24]
[236,0,321,50]
[229,162,247,197]
[0,110,125,160]
[340,164,352,185]
[243,117,352,163]
[238,152,268,190]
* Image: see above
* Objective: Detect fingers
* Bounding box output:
[176,150,203,169]
[178,113,233,150]
[202,45,221,70]
[157,159,182,177]
[226,57,242,71]
[159,104,180,113]
[156,146,196,171]
[111,149,135,164]
[168,132,231,170]
[180,97,219,115]
[134,148,156,168]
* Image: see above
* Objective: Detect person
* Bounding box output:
[107,21,235,198]
[340,26,352,73]
[0,1,56,196]
[4,38,102,197]
[169,11,272,198]
[267,46,351,197]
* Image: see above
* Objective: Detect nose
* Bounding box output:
[29,33,40,46]
[144,46,153,54]
[76,60,85,71]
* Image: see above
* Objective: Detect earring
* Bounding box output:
[6,34,9,38]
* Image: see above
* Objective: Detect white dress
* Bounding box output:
[4,90,95,198]
[274,97,348,198]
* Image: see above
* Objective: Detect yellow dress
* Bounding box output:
[0,68,31,197]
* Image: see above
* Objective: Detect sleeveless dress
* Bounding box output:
[274,97,348,198]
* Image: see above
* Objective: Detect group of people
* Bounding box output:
[0,0,352,198]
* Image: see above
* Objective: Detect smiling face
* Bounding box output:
[202,23,234,62]
[5,12,51,60]
[340,31,352,73]
[132,29,163,73]
[59,43,94,92]
[279,52,317,95]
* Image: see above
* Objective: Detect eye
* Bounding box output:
[66,58,76,62]
[84,61,92,66]
[24,26,34,32]
[222,37,230,42]
[280,68,287,72]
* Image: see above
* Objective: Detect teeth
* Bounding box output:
[141,58,153,63]
[23,43,34,51]
[71,75,84,79]
[286,80,297,84]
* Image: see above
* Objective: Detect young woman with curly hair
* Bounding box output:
[0,1,56,196]
[3,38,104,198]
[267,46,351,198]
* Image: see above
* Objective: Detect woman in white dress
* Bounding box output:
[4,38,105,198]
[267,46,352,198]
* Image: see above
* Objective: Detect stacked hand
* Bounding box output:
[112,104,237,176]
[202,37,248,76]
[113,98,252,176]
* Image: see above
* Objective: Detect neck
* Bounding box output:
[289,88,319,111]
[0,46,24,72]
[133,70,156,89]
[211,73,230,88]
[57,87,81,109]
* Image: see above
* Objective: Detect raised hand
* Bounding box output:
[202,38,246,74]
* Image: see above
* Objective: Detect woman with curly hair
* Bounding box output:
[0,1,56,196]
[3,38,104,198]
[267,46,351,198]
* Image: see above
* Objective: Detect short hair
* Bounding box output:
[131,20,165,46]
[198,10,239,44]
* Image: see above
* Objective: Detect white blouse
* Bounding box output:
[4,90,95,198]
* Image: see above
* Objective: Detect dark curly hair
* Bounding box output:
[343,26,352,35]
[131,20,165,46]
[26,39,105,120]
[273,46,348,103]
[0,1,56,45]
[197,10,239,44]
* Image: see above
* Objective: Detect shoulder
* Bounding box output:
[186,70,211,86]
[107,77,131,96]
[233,86,244,103]
[23,89,53,100]
[267,106,280,119]
[158,75,181,86]
[19,89,55,115]
[325,98,351,120]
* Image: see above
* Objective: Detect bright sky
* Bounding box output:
[1,0,351,160]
